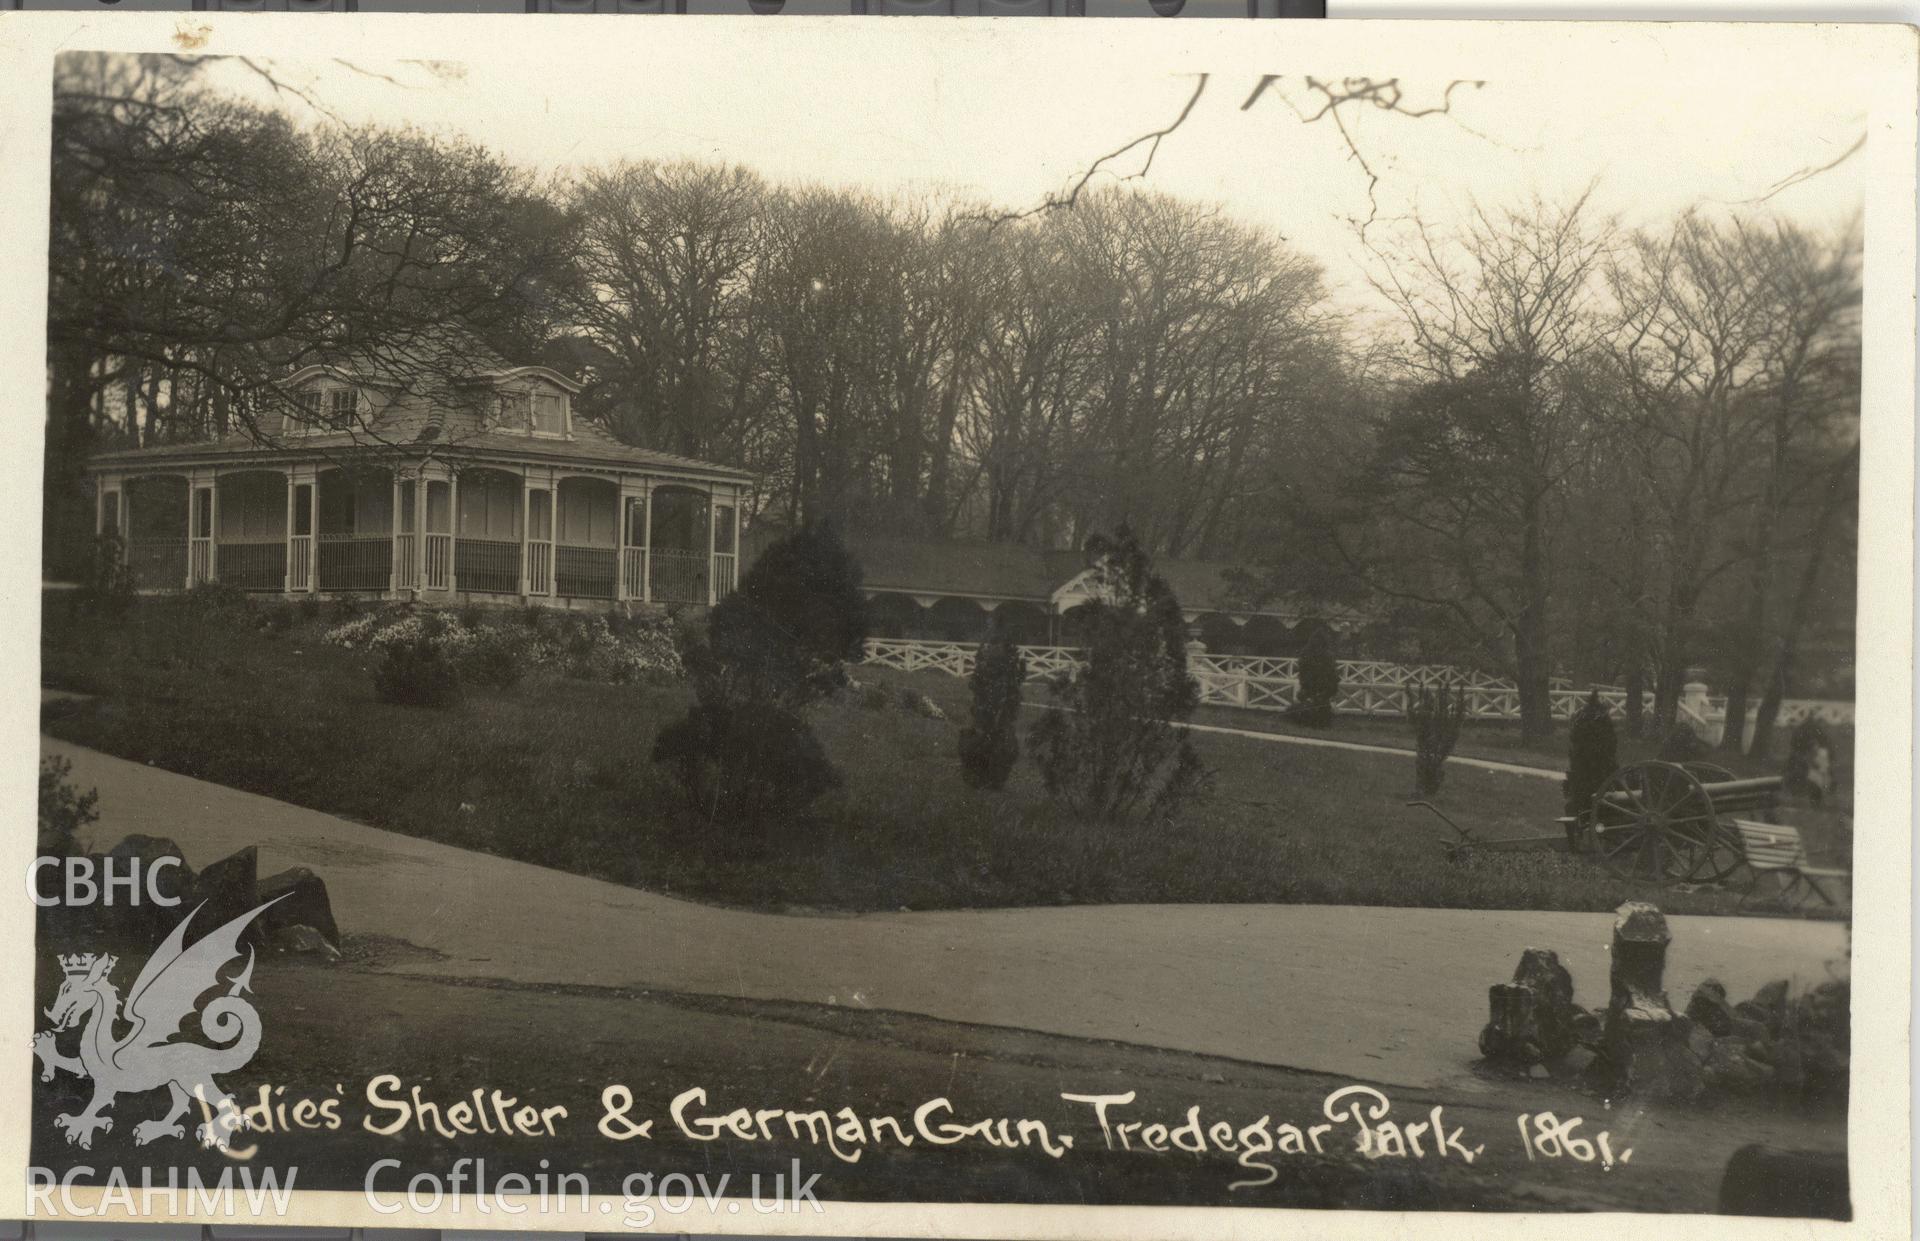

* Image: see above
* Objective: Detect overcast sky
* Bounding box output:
[196,23,1868,323]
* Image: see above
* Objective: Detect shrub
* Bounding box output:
[1029,527,1207,821]
[958,627,1027,790]
[462,625,528,690]
[73,533,135,619]
[297,595,322,622]
[456,601,486,631]
[1288,624,1340,728]
[252,604,293,637]
[1562,691,1618,842]
[552,614,683,684]
[653,523,862,822]
[330,595,363,623]
[325,607,680,687]
[1783,719,1834,803]
[707,522,867,705]
[651,672,842,823]
[372,623,461,708]
[1656,723,1710,764]
[38,755,98,856]
[1407,684,1467,797]
[184,580,251,619]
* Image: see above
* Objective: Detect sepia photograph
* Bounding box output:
[9,12,1914,1236]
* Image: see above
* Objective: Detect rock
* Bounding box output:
[192,846,264,946]
[1772,1017,1806,1091]
[1527,1064,1551,1080]
[1480,982,1543,1064]
[106,834,196,901]
[1609,902,1671,1004]
[1718,1145,1850,1219]
[1685,978,1736,1036]
[1751,978,1791,1014]
[257,866,340,948]
[899,689,948,721]
[101,835,196,941]
[1800,1031,1850,1103]
[1597,903,1702,1103]
[1701,1036,1774,1090]
[1481,948,1584,1066]
[1513,948,1580,1060]
[269,924,342,963]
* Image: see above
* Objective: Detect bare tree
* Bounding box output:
[47,52,574,571]
[1344,192,1611,742]
[566,161,769,461]
[1721,218,1861,753]
[1601,213,1775,732]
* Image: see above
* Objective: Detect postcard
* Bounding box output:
[1,10,1912,1238]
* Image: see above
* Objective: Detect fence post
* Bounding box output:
[1680,680,1719,742]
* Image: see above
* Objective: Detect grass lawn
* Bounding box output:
[42,597,1830,916]
[1189,703,1853,806]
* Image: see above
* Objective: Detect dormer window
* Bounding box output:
[285,382,361,434]
[493,385,570,438]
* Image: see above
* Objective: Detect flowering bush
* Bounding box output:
[324,606,682,688]
[552,614,683,684]
[373,628,461,708]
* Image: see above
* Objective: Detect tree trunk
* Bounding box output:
[43,338,100,578]
[1514,620,1554,745]
[1750,446,1857,758]
[1515,499,1554,743]
[1720,410,1791,753]
[1624,657,1646,738]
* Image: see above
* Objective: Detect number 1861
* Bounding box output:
[1517,1112,1632,1169]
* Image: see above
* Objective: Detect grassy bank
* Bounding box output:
[43,597,1792,915]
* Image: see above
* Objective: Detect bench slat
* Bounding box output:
[1745,848,1802,868]
[1732,819,1810,870]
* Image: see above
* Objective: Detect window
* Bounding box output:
[285,384,359,434]
[494,386,569,437]
[496,392,531,430]
[284,391,322,434]
[328,387,358,427]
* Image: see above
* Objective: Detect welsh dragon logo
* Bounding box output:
[33,898,281,1152]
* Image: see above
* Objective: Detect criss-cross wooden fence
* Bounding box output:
[860,638,1853,742]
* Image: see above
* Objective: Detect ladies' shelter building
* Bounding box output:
[88,347,752,609]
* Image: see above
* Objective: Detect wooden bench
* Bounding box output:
[1731,819,1848,910]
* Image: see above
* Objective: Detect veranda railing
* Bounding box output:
[455,538,521,595]
[650,549,709,605]
[126,538,187,591]
[555,545,617,600]
[316,534,391,592]
[213,540,286,592]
